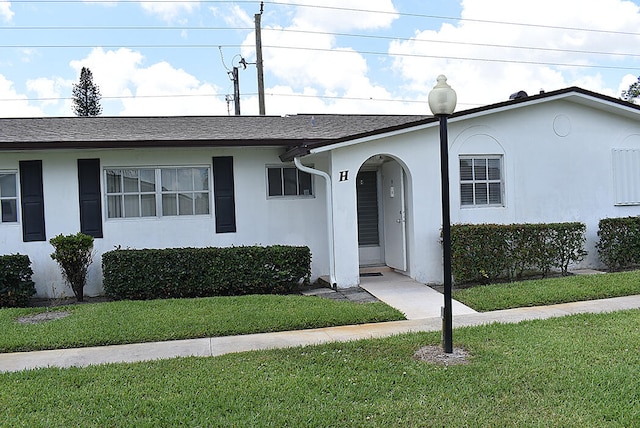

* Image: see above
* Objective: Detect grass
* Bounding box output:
[1,309,638,427]
[0,294,404,353]
[453,269,640,312]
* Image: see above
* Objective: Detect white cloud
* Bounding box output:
[26,77,68,107]
[70,47,226,116]
[237,0,404,114]
[0,74,44,117]
[70,48,144,101]
[248,83,413,116]
[389,0,640,109]
[138,0,198,22]
[214,4,253,27]
[122,61,224,115]
[274,0,398,31]
[619,73,639,96]
[0,0,14,22]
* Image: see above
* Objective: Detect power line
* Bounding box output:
[0,91,484,108]
[1,42,636,72]
[3,25,640,63]
[7,0,640,37]
[3,1,638,111]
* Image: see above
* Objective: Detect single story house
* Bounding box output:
[2,86,640,298]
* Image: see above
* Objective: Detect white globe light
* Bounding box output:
[428,75,457,116]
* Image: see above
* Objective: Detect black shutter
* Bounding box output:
[78,159,103,238]
[212,156,236,233]
[19,160,46,242]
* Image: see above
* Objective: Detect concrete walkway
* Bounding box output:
[359,271,477,319]
[2,294,639,373]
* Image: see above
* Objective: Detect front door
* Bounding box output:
[382,161,407,271]
[357,170,382,265]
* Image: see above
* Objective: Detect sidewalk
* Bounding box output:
[2,294,639,373]
[358,271,477,319]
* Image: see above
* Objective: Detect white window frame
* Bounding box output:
[0,171,19,224]
[266,165,314,199]
[105,166,211,219]
[459,155,504,208]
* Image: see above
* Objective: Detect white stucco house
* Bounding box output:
[2,86,640,298]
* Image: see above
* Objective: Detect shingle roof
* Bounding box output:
[3,86,639,153]
[0,114,429,150]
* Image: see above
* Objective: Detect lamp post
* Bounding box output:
[428,75,457,354]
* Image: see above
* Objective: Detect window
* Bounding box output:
[0,172,18,223]
[161,168,210,216]
[267,166,313,197]
[460,156,503,207]
[106,167,210,218]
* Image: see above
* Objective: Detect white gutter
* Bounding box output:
[293,156,336,287]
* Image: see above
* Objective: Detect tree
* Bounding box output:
[72,67,103,116]
[621,76,640,103]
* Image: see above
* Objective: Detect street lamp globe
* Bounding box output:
[428,75,457,116]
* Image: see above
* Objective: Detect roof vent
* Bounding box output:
[509,90,528,100]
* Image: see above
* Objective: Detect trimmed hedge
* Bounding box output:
[450,222,587,284]
[0,254,36,308]
[102,245,311,300]
[596,216,640,271]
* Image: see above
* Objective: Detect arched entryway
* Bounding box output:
[356,155,408,271]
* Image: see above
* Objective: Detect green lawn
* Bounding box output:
[0,295,404,353]
[453,270,640,312]
[3,270,640,354]
[1,309,638,427]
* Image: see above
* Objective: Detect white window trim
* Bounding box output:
[459,155,504,208]
[104,166,212,220]
[0,170,19,224]
[266,164,315,199]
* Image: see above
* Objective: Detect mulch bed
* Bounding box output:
[16,311,72,324]
[413,345,471,366]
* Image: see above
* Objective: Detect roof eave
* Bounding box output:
[0,138,328,151]
[282,116,437,158]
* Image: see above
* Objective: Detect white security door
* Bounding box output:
[382,161,407,271]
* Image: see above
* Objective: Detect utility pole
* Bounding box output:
[232,66,240,115]
[255,2,266,115]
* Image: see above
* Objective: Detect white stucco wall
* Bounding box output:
[0,147,329,298]
[449,101,640,270]
[4,97,640,296]
[320,99,640,287]
[318,127,444,287]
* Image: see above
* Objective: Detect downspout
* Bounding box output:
[293,156,337,288]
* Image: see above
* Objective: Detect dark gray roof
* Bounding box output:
[0,114,429,150]
[3,86,639,153]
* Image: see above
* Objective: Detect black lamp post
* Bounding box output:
[428,75,457,354]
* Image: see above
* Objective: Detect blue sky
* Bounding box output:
[2,0,640,117]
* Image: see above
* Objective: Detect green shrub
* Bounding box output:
[450,224,509,284]
[102,245,311,300]
[50,232,94,302]
[596,216,640,271]
[0,254,36,308]
[450,222,587,284]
